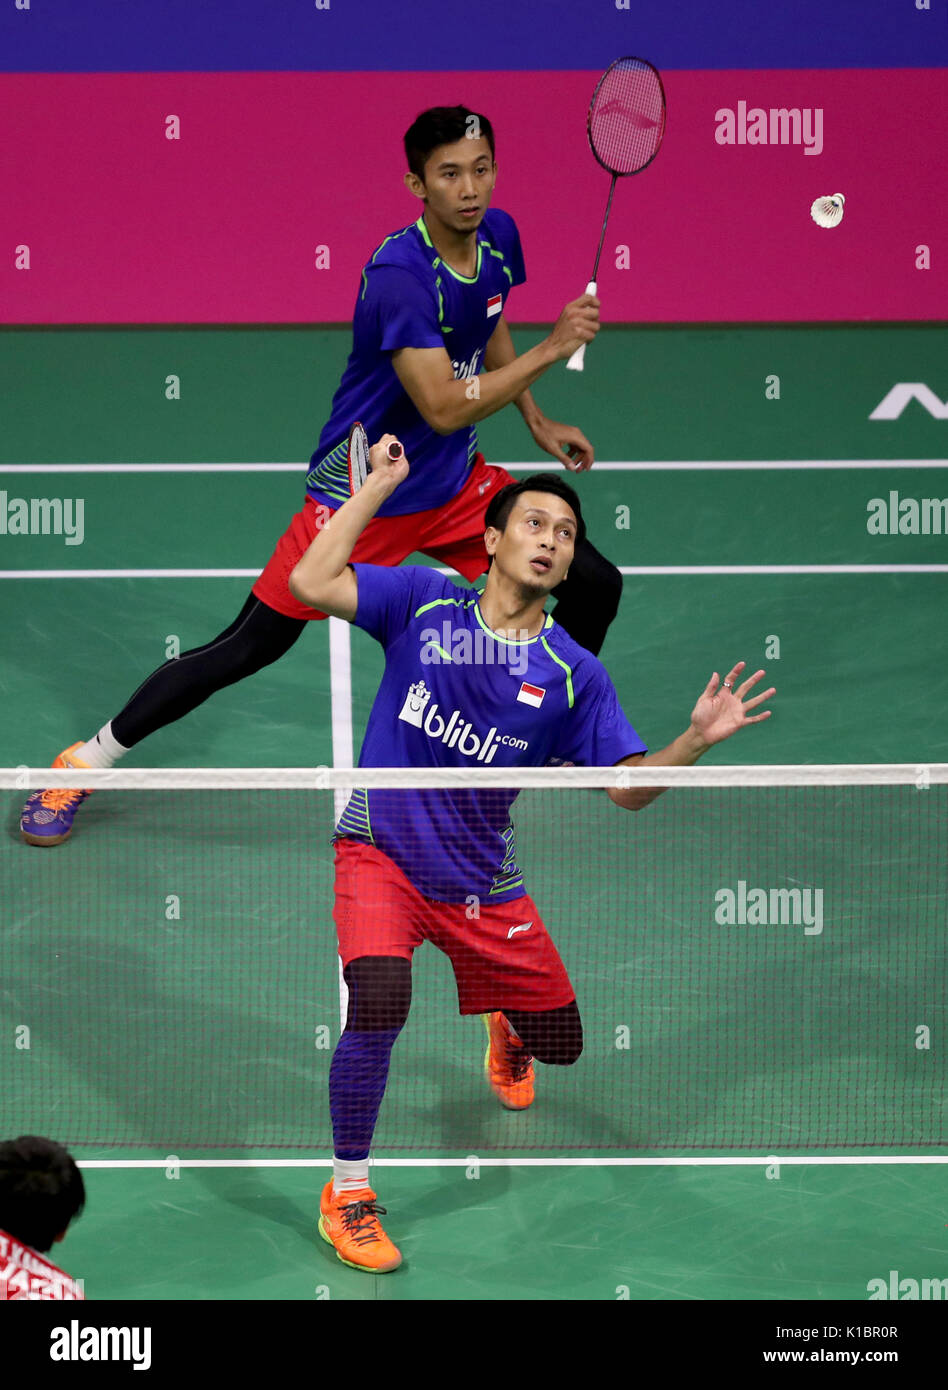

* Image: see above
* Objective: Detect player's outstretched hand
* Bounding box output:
[368,434,409,493]
[548,294,600,361]
[690,662,776,748]
[529,416,594,472]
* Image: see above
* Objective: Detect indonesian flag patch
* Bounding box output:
[486,293,503,317]
[517,681,546,708]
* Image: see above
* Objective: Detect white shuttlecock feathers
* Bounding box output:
[810,194,845,228]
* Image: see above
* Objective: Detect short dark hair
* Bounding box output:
[0,1135,85,1253]
[404,105,495,182]
[484,472,587,546]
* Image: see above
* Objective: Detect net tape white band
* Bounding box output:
[3,764,946,790]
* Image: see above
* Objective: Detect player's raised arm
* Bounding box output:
[609,663,776,812]
[288,436,408,620]
[391,295,598,436]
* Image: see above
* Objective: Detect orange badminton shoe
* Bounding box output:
[483,1011,535,1110]
[318,1181,402,1273]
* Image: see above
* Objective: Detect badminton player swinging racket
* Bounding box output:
[289,431,775,1274]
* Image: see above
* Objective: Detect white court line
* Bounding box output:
[616,565,948,575]
[328,619,353,775]
[508,461,948,472]
[1,460,946,473]
[0,463,304,473]
[5,565,948,580]
[328,617,353,1034]
[0,569,265,579]
[74,1156,948,1169]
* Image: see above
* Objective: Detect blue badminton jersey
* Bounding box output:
[334,565,648,903]
[306,209,526,517]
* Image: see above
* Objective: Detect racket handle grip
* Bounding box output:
[386,442,403,461]
[565,281,598,373]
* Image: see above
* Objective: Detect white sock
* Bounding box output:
[74,722,128,769]
[333,1157,370,1196]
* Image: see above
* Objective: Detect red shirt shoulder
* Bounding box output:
[0,1228,84,1300]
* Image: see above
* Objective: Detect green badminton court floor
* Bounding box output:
[1,324,946,1301]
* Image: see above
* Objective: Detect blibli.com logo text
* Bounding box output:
[398,681,528,761]
[451,347,483,380]
[420,621,529,677]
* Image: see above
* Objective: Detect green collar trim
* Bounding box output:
[472,602,551,646]
[416,216,482,283]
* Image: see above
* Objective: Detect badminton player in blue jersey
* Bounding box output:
[22,104,618,848]
[289,434,776,1273]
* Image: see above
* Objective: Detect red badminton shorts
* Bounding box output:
[332,838,576,1016]
[253,454,515,621]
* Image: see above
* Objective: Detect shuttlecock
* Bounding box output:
[810,194,845,229]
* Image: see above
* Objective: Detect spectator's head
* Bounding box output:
[0,1136,85,1253]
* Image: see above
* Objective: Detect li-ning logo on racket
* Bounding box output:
[396,680,528,761]
[596,100,661,132]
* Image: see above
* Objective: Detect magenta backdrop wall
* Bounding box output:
[4,69,945,323]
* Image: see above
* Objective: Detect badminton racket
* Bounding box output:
[567,56,666,372]
[347,421,403,494]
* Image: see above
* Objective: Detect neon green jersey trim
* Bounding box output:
[540,636,574,708]
[414,595,478,619]
[486,245,514,284]
[415,216,482,283]
[336,787,375,846]
[434,272,452,331]
[359,225,417,301]
[472,603,548,646]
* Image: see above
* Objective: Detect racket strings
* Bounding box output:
[347,421,370,494]
[589,60,665,175]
